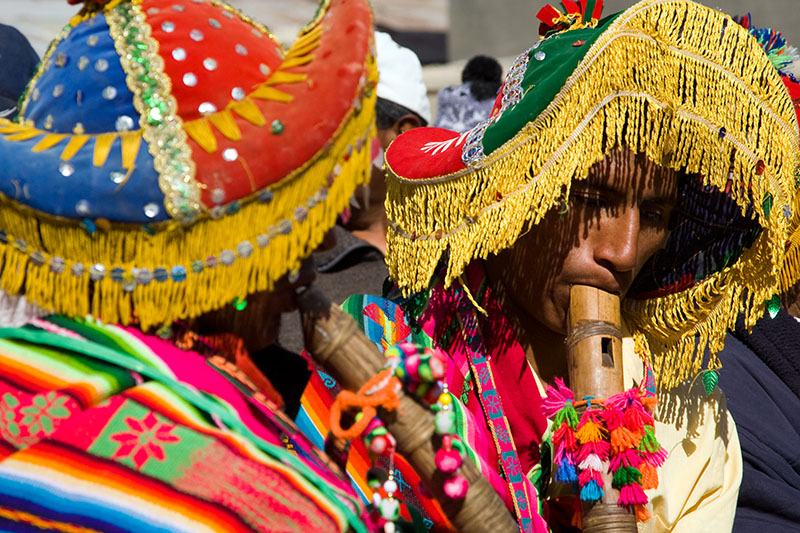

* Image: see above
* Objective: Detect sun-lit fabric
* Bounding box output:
[0,317,366,533]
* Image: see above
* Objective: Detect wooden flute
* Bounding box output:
[565,285,637,532]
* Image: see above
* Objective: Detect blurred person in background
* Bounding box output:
[433,54,503,132]
[0,23,39,119]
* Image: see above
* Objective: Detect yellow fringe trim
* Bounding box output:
[385,0,799,389]
[0,12,379,332]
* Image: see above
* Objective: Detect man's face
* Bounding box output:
[487,148,679,335]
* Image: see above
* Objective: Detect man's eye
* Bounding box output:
[570,193,606,208]
[642,207,666,224]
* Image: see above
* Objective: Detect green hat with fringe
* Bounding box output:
[383,0,800,388]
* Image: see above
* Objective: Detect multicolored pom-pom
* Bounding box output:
[541,379,665,522]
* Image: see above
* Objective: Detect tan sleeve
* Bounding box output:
[622,338,742,533]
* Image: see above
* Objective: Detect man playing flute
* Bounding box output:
[299,1,800,531]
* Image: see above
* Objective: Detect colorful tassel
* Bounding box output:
[542,381,666,523]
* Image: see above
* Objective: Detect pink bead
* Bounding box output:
[399,342,418,356]
[443,475,469,499]
[405,355,421,379]
[429,357,446,380]
[365,417,383,434]
[435,448,462,474]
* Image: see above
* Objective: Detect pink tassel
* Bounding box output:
[609,449,643,470]
[543,378,575,417]
[601,406,625,430]
[577,439,610,461]
[624,403,653,429]
[578,468,604,487]
[605,389,637,410]
[643,446,668,467]
[553,423,578,452]
[553,439,568,464]
[618,483,648,506]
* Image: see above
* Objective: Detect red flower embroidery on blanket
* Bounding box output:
[110,412,181,469]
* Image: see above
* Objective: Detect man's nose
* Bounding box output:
[593,208,639,273]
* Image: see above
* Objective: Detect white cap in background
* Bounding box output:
[374,31,431,124]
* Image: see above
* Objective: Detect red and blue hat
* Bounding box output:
[0,0,377,329]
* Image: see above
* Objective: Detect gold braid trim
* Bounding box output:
[0,20,378,331]
[385,0,798,389]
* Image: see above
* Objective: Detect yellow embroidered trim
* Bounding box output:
[385,0,799,389]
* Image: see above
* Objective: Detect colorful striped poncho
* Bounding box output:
[0,315,368,533]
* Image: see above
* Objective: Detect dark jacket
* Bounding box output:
[718,309,800,531]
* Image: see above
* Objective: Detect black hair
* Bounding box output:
[375,97,428,129]
[461,55,503,101]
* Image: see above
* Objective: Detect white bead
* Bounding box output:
[383,479,398,494]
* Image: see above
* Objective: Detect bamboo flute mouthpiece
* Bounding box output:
[566,285,636,532]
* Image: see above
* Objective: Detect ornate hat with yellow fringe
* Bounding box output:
[384,0,800,389]
[0,0,377,330]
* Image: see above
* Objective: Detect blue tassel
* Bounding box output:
[555,458,578,484]
[580,479,604,501]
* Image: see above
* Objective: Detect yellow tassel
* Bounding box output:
[576,421,606,444]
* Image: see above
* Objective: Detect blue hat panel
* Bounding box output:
[24,14,140,135]
[0,135,168,223]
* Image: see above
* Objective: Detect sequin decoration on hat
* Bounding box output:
[0,0,378,329]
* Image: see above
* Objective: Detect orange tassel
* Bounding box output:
[639,461,659,490]
[610,426,641,452]
[635,504,652,522]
